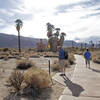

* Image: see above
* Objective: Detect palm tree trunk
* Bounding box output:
[72,41,73,48]
[18,31,21,53]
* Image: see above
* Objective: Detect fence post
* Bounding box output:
[48,60,50,75]
[48,59,53,85]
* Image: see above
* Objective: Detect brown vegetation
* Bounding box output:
[16,59,35,69]
[24,67,51,89]
[8,71,24,91]
[92,51,100,64]
[8,67,51,97]
[51,53,75,71]
[68,53,75,65]
[51,60,60,71]
[0,48,59,60]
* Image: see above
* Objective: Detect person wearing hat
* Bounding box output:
[84,48,91,68]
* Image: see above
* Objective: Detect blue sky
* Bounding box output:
[0,0,100,42]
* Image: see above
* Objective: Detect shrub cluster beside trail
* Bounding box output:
[8,67,51,97]
[91,51,100,64]
[51,53,75,71]
[16,59,34,69]
[0,48,58,60]
[65,47,100,64]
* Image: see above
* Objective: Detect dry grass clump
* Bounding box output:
[64,60,70,67]
[51,53,75,72]
[74,50,83,55]
[16,59,34,70]
[92,51,100,64]
[68,53,75,65]
[0,55,6,59]
[51,60,60,71]
[0,49,21,60]
[8,68,51,97]
[93,57,100,64]
[51,60,69,72]
[3,48,9,52]
[43,52,58,57]
[0,52,10,60]
[25,52,40,58]
[24,67,51,89]
[0,48,3,51]
[9,71,24,91]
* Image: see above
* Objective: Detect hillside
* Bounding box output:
[0,33,79,48]
[0,33,46,48]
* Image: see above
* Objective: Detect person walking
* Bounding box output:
[84,48,91,68]
[58,46,66,76]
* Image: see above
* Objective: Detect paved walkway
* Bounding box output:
[53,55,100,100]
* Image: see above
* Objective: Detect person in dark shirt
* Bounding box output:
[58,46,66,76]
[84,48,91,68]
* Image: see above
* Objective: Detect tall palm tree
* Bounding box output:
[84,43,87,49]
[55,28,60,37]
[80,43,83,50]
[89,40,94,48]
[72,41,74,48]
[46,22,54,38]
[59,32,66,47]
[15,19,23,53]
[60,32,66,37]
[46,22,54,31]
[98,41,100,48]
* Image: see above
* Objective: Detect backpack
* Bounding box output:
[64,51,68,59]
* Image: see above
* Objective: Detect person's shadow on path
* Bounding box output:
[62,75,84,97]
[89,68,100,73]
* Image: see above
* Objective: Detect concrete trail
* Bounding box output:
[58,55,100,100]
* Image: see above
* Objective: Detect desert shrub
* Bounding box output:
[68,59,74,65]
[68,53,75,65]
[64,60,70,67]
[92,51,100,64]
[75,50,83,55]
[28,48,34,51]
[0,52,10,60]
[51,53,75,72]
[0,55,5,59]
[51,60,61,71]
[24,67,51,89]
[16,59,34,69]
[9,71,24,91]
[8,55,15,59]
[0,48,3,51]
[4,56,9,60]
[93,57,100,64]
[13,52,19,56]
[3,48,9,52]
[44,52,58,57]
[8,68,51,96]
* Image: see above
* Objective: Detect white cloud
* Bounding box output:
[0,9,14,16]
[0,0,100,42]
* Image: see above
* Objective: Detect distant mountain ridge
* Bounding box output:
[1,33,98,48]
[0,33,45,48]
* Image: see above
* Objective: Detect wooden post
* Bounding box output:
[48,60,50,75]
[48,60,53,85]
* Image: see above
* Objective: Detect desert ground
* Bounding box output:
[0,49,75,100]
[0,48,100,100]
